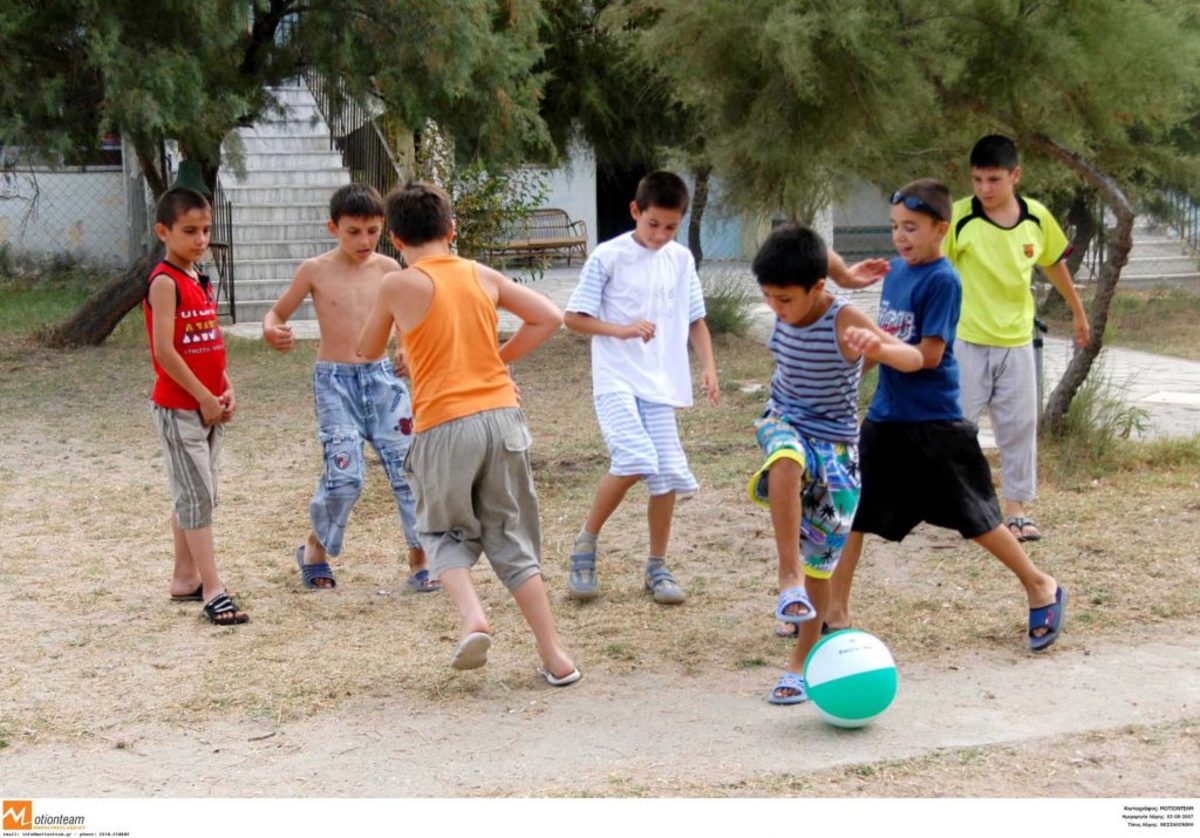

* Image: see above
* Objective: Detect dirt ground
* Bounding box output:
[2,327,1199,798]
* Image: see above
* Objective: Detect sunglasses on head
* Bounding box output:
[890,191,942,219]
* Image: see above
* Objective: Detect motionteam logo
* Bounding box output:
[2,800,86,833]
[2,801,31,831]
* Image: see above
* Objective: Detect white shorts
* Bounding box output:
[594,391,698,497]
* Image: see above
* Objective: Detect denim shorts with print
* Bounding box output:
[310,359,418,556]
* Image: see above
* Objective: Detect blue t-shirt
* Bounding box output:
[867,257,962,423]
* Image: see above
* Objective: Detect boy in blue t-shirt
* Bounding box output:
[824,179,1066,654]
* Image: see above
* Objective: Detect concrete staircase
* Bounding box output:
[222,81,350,322]
[1079,216,1200,288]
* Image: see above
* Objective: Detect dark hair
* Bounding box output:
[155,188,211,227]
[634,171,689,213]
[891,178,953,222]
[970,134,1019,171]
[330,183,385,223]
[752,223,828,290]
[385,180,453,246]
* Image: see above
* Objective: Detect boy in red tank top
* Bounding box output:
[143,187,247,626]
[358,181,580,686]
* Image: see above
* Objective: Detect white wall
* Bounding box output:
[834,177,890,228]
[538,141,598,254]
[0,167,130,265]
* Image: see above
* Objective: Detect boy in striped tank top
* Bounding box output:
[358,181,580,687]
[748,224,923,704]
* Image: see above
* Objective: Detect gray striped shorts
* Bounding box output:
[152,405,223,529]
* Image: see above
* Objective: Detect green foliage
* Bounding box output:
[701,268,756,337]
[536,0,692,173]
[618,0,1200,218]
[1045,364,1149,467]
[0,248,116,335]
[414,127,549,275]
[2,0,550,179]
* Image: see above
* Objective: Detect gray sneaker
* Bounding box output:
[568,550,599,600]
[644,562,686,605]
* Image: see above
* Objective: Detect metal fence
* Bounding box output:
[304,69,405,260]
[0,163,135,267]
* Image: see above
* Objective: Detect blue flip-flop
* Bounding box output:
[768,671,809,705]
[1029,585,1066,651]
[295,545,337,590]
[405,569,441,593]
[775,586,817,624]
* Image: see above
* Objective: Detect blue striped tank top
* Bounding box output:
[767,296,863,443]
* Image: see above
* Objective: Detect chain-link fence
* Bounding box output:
[0,139,151,269]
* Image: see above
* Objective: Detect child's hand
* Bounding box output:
[843,325,882,358]
[701,367,720,406]
[393,344,410,377]
[1072,313,1091,348]
[199,393,224,426]
[263,323,294,352]
[220,389,237,422]
[843,258,889,289]
[622,320,656,342]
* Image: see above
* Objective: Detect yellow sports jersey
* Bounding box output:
[943,195,1069,347]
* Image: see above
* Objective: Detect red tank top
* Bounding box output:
[143,260,227,409]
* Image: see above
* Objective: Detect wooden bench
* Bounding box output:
[485,208,589,266]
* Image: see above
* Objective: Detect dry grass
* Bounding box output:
[1044,285,1200,361]
[3,323,1200,745]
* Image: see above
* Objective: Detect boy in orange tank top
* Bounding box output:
[358,181,580,686]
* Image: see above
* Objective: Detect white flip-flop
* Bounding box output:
[451,632,492,670]
[537,666,583,687]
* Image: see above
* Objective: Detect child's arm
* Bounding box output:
[261,262,315,352]
[357,275,400,360]
[837,306,923,373]
[484,265,563,363]
[688,318,720,406]
[1042,261,1091,347]
[148,276,225,425]
[563,311,655,342]
[827,250,889,290]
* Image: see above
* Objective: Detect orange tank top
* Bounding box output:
[403,254,518,431]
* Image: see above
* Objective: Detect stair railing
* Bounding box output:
[303,70,405,259]
[209,174,236,323]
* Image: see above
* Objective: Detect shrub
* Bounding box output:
[702,266,756,337]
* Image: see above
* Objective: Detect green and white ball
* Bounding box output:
[803,629,898,728]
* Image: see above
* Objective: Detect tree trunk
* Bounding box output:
[688,164,712,269]
[38,243,164,348]
[1041,188,1096,317]
[1031,135,1135,435]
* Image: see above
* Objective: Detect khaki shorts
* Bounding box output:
[404,408,541,591]
[152,405,223,529]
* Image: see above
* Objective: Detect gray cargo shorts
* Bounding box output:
[404,407,541,591]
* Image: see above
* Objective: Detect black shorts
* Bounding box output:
[852,419,1002,542]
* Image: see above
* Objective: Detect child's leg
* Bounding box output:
[169,513,201,597]
[789,577,829,672]
[511,574,577,678]
[973,524,1057,608]
[582,473,642,536]
[439,567,489,638]
[647,490,676,557]
[825,530,864,630]
[177,521,225,603]
[767,457,804,593]
[988,344,1040,532]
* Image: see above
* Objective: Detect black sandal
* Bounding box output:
[203,591,249,626]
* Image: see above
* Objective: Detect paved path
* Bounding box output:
[225,265,1200,441]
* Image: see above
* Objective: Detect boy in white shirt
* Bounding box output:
[563,171,719,604]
